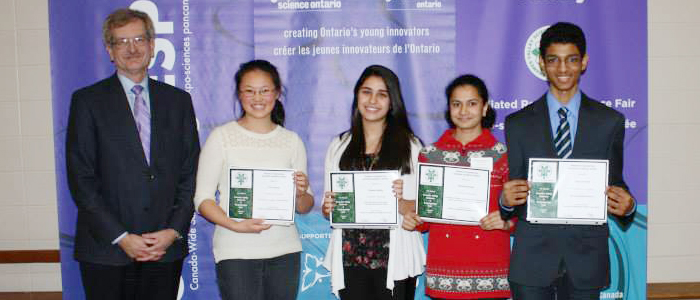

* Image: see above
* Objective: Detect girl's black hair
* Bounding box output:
[444,74,496,129]
[339,65,416,175]
[234,59,285,126]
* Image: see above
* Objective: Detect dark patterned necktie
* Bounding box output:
[554,107,572,159]
[132,85,151,165]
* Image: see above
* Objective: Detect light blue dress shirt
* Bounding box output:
[546,90,581,149]
[117,74,151,115]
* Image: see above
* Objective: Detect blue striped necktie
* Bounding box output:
[554,107,572,159]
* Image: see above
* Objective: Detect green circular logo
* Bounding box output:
[524,25,550,81]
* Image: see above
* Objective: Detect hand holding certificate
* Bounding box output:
[330,171,399,228]
[416,163,491,225]
[527,158,609,225]
[228,168,297,225]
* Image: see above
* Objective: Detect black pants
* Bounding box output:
[340,266,416,300]
[80,259,183,300]
[510,272,600,300]
[431,298,507,300]
[216,252,301,300]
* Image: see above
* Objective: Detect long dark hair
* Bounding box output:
[444,74,496,129]
[339,65,415,175]
[234,59,285,126]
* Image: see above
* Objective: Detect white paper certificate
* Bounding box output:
[527,158,609,225]
[416,163,491,225]
[330,170,399,228]
[228,168,296,225]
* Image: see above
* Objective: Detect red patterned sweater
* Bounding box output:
[417,129,514,299]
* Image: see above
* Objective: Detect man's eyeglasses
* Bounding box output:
[111,36,149,49]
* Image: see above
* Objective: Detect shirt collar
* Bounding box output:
[546,89,581,117]
[117,73,149,96]
[437,128,496,149]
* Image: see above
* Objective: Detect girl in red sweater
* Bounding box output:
[403,74,515,299]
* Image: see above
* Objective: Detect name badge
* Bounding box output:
[470,157,493,171]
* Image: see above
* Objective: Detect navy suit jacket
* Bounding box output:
[66,73,200,265]
[501,92,633,288]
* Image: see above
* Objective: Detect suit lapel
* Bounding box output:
[532,96,558,157]
[104,74,150,166]
[106,74,151,167]
[571,93,596,158]
[148,79,163,168]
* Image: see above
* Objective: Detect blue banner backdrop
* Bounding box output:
[49,0,647,299]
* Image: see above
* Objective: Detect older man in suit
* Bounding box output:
[66,8,199,300]
[500,22,635,299]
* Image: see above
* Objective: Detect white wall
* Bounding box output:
[647,0,700,283]
[0,0,696,293]
[0,0,61,292]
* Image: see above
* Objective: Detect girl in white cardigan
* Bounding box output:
[321,65,425,299]
[193,60,314,300]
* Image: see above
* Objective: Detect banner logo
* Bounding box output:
[301,253,331,291]
[272,0,342,10]
[130,1,177,86]
[524,25,549,81]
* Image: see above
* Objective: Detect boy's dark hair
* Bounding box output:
[539,22,586,57]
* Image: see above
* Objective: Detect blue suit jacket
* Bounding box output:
[66,73,200,265]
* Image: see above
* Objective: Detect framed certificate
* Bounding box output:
[330,170,400,229]
[416,163,491,225]
[228,167,296,225]
[527,158,609,225]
